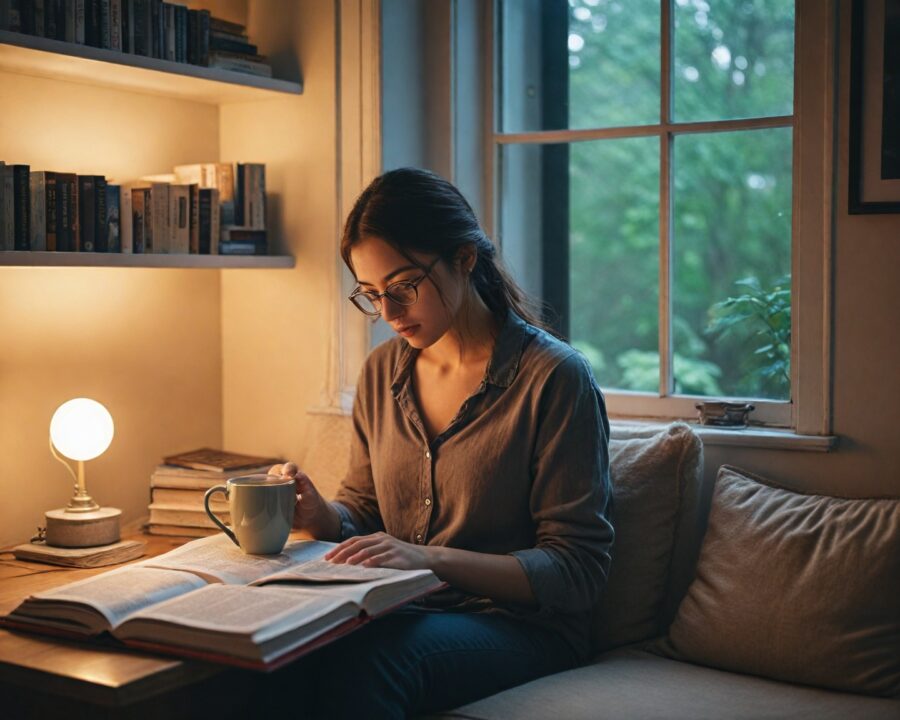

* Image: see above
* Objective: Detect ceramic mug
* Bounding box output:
[203,474,296,554]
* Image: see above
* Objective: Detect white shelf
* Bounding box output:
[0,251,295,269]
[0,30,303,104]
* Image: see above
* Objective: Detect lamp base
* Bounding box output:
[45,507,121,548]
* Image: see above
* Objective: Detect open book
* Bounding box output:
[4,535,445,670]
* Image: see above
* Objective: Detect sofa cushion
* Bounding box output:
[592,422,704,652]
[423,647,900,720]
[659,465,900,698]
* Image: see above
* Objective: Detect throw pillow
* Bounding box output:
[659,464,900,698]
[592,422,704,652]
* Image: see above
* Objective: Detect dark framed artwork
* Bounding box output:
[849,0,900,213]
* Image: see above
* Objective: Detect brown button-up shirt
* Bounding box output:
[332,310,614,661]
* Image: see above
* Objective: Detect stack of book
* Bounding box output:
[206,15,272,78]
[146,448,284,538]
[0,160,266,255]
[1,2,275,78]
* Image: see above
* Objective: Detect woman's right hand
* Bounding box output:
[268,462,340,540]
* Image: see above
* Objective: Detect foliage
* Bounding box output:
[552,0,795,401]
[706,275,791,398]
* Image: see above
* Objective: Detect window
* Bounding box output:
[493,0,834,432]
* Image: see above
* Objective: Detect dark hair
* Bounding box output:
[341,167,557,335]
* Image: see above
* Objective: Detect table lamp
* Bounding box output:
[45,398,121,548]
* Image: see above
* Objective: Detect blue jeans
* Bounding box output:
[261,608,578,719]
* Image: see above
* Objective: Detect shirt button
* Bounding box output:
[415,533,423,543]
[425,450,431,459]
[424,498,431,507]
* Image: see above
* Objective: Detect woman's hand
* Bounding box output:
[324,531,434,571]
[268,462,340,540]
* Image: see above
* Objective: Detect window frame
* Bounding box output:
[488,0,835,434]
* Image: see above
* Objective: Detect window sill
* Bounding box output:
[610,419,838,453]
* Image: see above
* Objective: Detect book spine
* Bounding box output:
[186,7,196,64]
[121,0,131,52]
[235,163,244,226]
[0,164,12,251]
[20,0,34,34]
[163,1,174,61]
[197,8,209,65]
[252,164,265,230]
[34,0,46,37]
[85,0,99,47]
[208,55,272,78]
[109,0,120,50]
[133,0,148,56]
[189,183,198,253]
[94,175,107,251]
[44,171,57,251]
[77,175,95,251]
[99,0,109,48]
[73,0,84,42]
[210,187,219,254]
[130,187,144,253]
[13,165,30,251]
[105,183,119,252]
[44,0,66,40]
[55,174,69,251]
[209,36,257,56]
[174,3,186,62]
[119,184,132,252]
[29,171,46,251]
[151,183,168,253]
[7,0,21,32]
[198,187,211,254]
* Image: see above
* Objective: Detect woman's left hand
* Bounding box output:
[324,531,434,571]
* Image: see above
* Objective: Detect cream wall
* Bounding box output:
[219,0,338,483]
[0,75,224,548]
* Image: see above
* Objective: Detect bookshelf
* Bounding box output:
[0,29,303,103]
[0,24,302,269]
[0,250,294,268]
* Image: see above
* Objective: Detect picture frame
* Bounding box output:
[849,0,900,213]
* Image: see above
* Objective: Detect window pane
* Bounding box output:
[499,0,660,132]
[672,128,792,400]
[673,0,795,122]
[571,138,660,391]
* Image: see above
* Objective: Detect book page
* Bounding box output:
[254,560,424,584]
[26,566,207,629]
[143,534,338,585]
[115,584,353,641]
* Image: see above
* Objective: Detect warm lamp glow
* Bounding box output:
[50,398,115,461]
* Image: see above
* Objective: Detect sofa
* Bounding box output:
[408,422,900,720]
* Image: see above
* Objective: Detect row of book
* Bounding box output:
[1,1,274,78]
[146,448,283,537]
[0,161,268,255]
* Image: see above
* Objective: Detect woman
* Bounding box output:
[271,167,613,719]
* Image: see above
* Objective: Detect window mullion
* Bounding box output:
[659,0,674,397]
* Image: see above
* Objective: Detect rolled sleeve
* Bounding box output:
[512,352,614,615]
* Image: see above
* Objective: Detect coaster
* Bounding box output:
[12,539,146,568]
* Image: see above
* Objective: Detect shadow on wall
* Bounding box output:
[301,413,352,499]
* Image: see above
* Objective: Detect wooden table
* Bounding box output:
[0,529,298,720]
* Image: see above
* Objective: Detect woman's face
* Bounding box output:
[350,235,465,349]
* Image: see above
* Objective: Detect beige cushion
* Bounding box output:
[422,648,900,720]
[659,465,900,698]
[592,422,704,651]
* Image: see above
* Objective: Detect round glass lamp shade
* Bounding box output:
[50,398,115,461]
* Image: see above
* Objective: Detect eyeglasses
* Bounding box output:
[348,257,441,317]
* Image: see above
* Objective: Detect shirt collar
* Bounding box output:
[390,309,532,397]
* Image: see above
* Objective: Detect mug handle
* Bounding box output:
[204,485,239,548]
